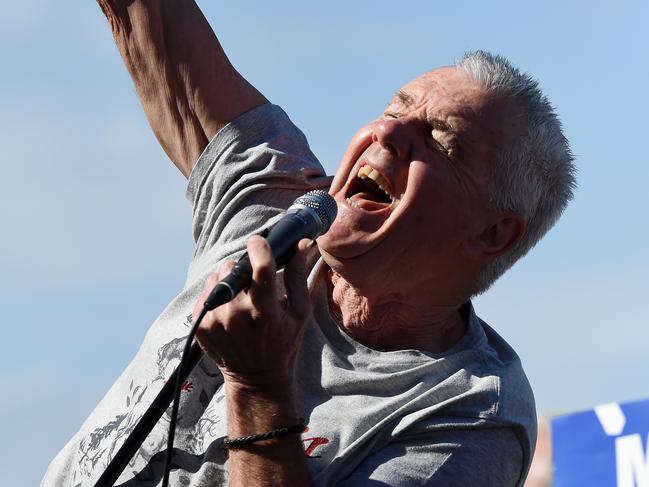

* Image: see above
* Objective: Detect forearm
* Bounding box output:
[224,381,313,487]
[96,0,266,176]
[194,238,314,485]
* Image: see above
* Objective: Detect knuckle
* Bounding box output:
[250,306,273,322]
[256,261,274,277]
[221,300,252,325]
[219,306,236,324]
[217,260,235,276]
[249,238,273,264]
[249,234,270,248]
[205,273,220,288]
[197,314,219,334]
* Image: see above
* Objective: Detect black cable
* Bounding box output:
[161,305,209,487]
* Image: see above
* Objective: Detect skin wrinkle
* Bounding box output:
[319,67,527,354]
[115,5,194,170]
[386,91,465,164]
[394,89,454,134]
[327,270,465,353]
[159,18,204,170]
[97,0,133,35]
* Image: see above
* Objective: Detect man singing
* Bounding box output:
[42,1,575,485]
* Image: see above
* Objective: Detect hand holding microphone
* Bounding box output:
[195,236,311,386]
[202,190,337,310]
[194,190,336,387]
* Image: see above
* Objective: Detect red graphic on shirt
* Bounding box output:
[181,381,193,392]
[302,424,330,458]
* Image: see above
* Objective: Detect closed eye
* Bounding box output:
[427,135,451,156]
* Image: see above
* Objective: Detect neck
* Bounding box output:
[326,269,467,353]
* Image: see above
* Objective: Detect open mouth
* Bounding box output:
[345,165,394,211]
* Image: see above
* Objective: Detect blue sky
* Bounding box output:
[1,1,648,484]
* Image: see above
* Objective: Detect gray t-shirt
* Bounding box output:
[42,103,536,487]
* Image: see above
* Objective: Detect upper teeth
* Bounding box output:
[357,165,393,200]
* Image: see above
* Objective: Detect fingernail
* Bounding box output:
[301,239,316,250]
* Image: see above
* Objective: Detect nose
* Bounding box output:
[373,118,412,160]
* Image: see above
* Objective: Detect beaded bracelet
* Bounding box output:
[223,421,306,448]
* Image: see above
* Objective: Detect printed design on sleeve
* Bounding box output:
[78,379,150,478]
[115,437,229,486]
[76,314,227,483]
[302,425,331,459]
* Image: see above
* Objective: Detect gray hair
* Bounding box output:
[456,50,577,295]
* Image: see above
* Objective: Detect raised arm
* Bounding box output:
[97,0,267,177]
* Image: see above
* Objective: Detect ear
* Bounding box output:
[459,213,525,262]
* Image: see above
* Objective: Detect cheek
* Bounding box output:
[402,165,471,232]
[406,163,448,206]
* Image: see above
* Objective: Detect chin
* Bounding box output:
[316,234,383,293]
[316,232,349,265]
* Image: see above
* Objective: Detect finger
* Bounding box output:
[195,312,229,363]
[193,259,237,315]
[246,235,278,313]
[216,259,236,280]
[198,259,236,305]
[284,238,313,320]
[212,258,241,302]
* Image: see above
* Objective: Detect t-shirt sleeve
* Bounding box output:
[185,103,332,264]
[336,428,525,487]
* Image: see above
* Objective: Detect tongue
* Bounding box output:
[351,192,391,211]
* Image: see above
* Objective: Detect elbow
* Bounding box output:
[96,0,134,36]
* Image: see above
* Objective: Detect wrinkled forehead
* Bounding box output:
[396,66,490,116]
[398,67,526,154]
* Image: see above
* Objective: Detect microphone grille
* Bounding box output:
[294,190,337,232]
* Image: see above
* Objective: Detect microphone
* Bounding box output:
[204,189,337,310]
